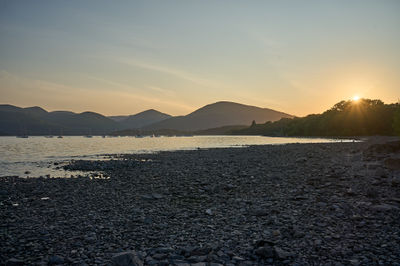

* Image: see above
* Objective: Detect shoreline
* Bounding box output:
[1,140,400,265]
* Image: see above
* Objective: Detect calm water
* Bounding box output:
[0,135,348,177]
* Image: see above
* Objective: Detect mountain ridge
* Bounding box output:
[0,101,293,135]
[144,101,293,131]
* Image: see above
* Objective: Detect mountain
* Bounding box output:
[118,109,172,129]
[0,102,292,135]
[144,101,293,131]
[0,104,121,135]
[108,115,128,122]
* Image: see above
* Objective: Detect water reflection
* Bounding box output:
[0,135,353,177]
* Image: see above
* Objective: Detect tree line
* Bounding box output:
[234,99,400,137]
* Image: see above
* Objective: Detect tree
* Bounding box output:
[393,101,400,136]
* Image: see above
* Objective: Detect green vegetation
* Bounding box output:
[234,99,400,137]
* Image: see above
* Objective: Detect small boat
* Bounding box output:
[58,129,64,138]
[16,135,29,138]
[85,135,93,138]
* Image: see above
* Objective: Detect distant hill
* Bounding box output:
[108,115,127,122]
[194,125,248,135]
[0,105,121,135]
[0,102,292,135]
[110,125,247,136]
[117,109,172,129]
[145,101,293,131]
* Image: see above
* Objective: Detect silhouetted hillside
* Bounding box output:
[145,101,293,131]
[0,105,121,135]
[108,115,128,122]
[234,99,400,136]
[118,109,172,129]
[194,125,248,135]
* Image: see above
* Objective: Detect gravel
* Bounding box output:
[1,140,400,265]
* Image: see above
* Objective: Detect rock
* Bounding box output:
[48,255,64,265]
[349,259,360,266]
[274,247,293,260]
[367,163,381,170]
[187,255,207,263]
[384,158,400,170]
[365,188,379,198]
[272,230,281,237]
[374,168,387,178]
[296,157,307,163]
[314,239,322,246]
[370,204,397,212]
[141,194,155,200]
[5,258,24,266]
[255,246,274,258]
[111,251,143,266]
[152,253,167,260]
[152,193,163,199]
[346,188,356,196]
[391,177,400,187]
[191,263,207,266]
[252,209,268,216]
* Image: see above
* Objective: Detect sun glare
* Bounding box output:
[352,95,360,102]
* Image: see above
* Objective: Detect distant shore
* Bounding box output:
[1,138,400,265]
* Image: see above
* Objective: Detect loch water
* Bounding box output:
[0,135,350,177]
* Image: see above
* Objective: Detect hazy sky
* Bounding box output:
[0,1,399,116]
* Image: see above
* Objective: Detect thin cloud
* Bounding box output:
[0,71,194,115]
[112,57,228,90]
[83,75,194,112]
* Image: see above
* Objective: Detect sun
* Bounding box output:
[352,95,360,102]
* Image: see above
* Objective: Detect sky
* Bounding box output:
[0,0,399,116]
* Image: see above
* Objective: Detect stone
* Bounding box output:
[255,246,274,258]
[191,263,207,266]
[252,209,268,216]
[366,188,379,198]
[391,177,400,187]
[370,204,397,212]
[111,251,143,266]
[152,253,168,260]
[374,168,387,178]
[349,259,360,266]
[384,158,400,170]
[48,255,64,265]
[274,247,293,260]
[152,193,163,199]
[5,258,24,266]
[272,230,281,237]
[296,157,307,163]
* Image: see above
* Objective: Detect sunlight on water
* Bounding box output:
[0,135,351,177]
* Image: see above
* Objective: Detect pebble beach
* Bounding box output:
[1,139,400,265]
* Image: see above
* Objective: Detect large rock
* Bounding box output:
[111,251,144,266]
